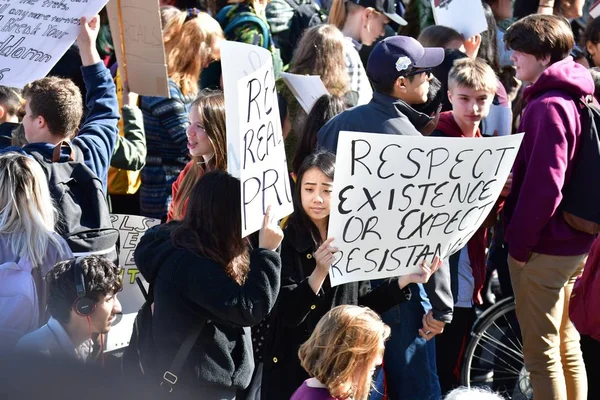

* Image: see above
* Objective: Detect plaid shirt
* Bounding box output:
[343,37,373,105]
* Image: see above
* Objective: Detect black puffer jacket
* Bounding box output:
[134,222,281,392]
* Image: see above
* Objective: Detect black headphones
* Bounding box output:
[73,257,96,316]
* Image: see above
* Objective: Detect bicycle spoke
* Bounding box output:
[479,331,525,363]
[470,353,523,376]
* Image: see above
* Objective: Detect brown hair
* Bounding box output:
[290,25,350,97]
[163,10,224,97]
[504,14,574,65]
[448,58,498,94]
[418,25,463,49]
[171,91,227,221]
[328,0,362,30]
[23,77,82,138]
[172,170,249,285]
[298,305,390,400]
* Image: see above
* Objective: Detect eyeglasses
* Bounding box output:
[404,68,432,78]
[185,7,200,22]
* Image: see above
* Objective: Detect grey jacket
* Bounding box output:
[317,91,454,323]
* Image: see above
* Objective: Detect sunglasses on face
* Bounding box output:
[404,68,432,78]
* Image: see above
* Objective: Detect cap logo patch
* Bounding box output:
[395,56,411,72]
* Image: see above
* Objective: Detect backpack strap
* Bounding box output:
[51,141,77,163]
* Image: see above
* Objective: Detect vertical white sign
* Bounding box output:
[237,62,293,237]
[431,0,488,39]
[328,131,523,286]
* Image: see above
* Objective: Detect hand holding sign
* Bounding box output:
[77,16,101,66]
[398,255,442,289]
[259,206,284,251]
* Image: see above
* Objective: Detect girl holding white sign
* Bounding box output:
[261,150,442,400]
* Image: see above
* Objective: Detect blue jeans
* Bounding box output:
[370,284,441,400]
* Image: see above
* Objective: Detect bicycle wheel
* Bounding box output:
[460,297,532,400]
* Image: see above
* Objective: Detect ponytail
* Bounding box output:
[328,0,348,30]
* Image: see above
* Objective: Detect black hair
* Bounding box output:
[432,48,469,112]
[0,86,23,119]
[46,256,122,324]
[287,150,336,249]
[371,74,416,96]
[292,94,350,175]
[478,2,500,74]
[412,75,443,117]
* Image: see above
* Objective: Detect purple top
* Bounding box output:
[290,381,339,400]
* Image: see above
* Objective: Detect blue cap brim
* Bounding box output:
[414,47,445,69]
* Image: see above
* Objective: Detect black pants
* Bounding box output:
[435,307,477,396]
[581,335,600,400]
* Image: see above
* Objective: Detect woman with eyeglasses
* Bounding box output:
[139,8,224,220]
[328,0,406,105]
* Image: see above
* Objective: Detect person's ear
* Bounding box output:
[540,54,551,67]
[0,105,6,122]
[447,90,453,105]
[396,76,408,92]
[586,41,596,57]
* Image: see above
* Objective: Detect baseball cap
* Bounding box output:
[350,0,407,26]
[367,36,445,86]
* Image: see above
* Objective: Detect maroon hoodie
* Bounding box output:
[504,57,596,263]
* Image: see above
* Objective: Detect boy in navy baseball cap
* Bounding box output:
[367,35,445,103]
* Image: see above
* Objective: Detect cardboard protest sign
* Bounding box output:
[431,0,488,39]
[0,0,108,88]
[105,214,160,352]
[237,62,293,237]
[327,131,523,286]
[221,41,272,178]
[106,0,169,97]
[591,0,600,18]
[280,72,329,114]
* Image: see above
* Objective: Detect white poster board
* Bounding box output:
[237,62,293,237]
[328,132,523,286]
[221,41,272,178]
[0,0,109,88]
[105,214,160,352]
[280,72,329,114]
[431,0,488,39]
[481,105,512,137]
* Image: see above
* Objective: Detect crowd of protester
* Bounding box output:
[0,0,599,399]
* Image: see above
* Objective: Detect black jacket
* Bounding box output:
[134,223,281,392]
[261,224,411,400]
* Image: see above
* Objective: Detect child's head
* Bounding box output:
[418,25,465,52]
[504,14,574,83]
[0,86,23,124]
[172,90,227,221]
[444,387,504,400]
[289,150,335,246]
[447,58,498,128]
[584,17,600,67]
[298,305,390,400]
[163,9,224,97]
[48,256,122,334]
[291,25,349,97]
[22,77,83,144]
[292,94,349,175]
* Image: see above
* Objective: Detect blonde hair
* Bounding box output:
[171,91,228,221]
[163,10,224,97]
[290,25,350,97]
[0,152,65,266]
[298,305,390,400]
[160,6,180,29]
[328,0,363,30]
[448,58,498,94]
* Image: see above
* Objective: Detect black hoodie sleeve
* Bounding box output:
[174,248,282,327]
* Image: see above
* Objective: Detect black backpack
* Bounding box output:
[28,141,119,261]
[561,95,600,234]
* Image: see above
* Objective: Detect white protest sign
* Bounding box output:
[328,132,523,286]
[105,214,160,352]
[221,41,272,178]
[280,72,329,114]
[591,0,600,18]
[431,0,488,39]
[0,0,109,88]
[237,62,293,237]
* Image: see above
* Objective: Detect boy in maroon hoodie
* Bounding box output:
[504,14,595,400]
[431,58,501,394]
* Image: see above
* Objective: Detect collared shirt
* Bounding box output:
[16,317,93,362]
[343,37,372,106]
